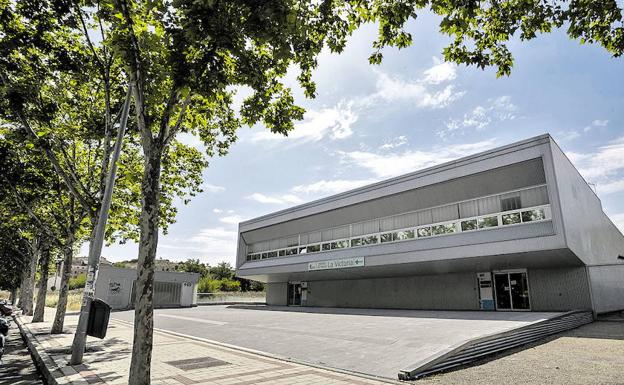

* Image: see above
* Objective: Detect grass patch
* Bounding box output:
[45,289,83,311]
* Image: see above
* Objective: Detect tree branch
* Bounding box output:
[2,175,63,246]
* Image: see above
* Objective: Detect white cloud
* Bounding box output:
[291,179,378,195]
[557,130,582,141]
[567,137,624,180]
[423,57,457,84]
[610,213,624,234]
[158,227,238,264]
[379,135,408,150]
[368,72,464,109]
[339,139,497,178]
[212,208,223,213]
[592,119,609,127]
[202,183,226,193]
[599,180,624,195]
[584,119,609,132]
[566,137,624,197]
[246,192,303,205]
[440,96,517,139]
[251,102,357,143]
[219,215,244,225]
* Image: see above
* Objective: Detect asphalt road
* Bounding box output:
[112,305,559,379]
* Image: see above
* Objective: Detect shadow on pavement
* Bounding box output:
[0,330,43,385]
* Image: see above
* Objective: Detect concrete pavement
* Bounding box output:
[112,305,561,379]
[0,319,43,385]
[16,309,390,385]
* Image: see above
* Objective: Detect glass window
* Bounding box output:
[285,248,298,256]
[501,196,521,212]
[461,219,477,231]
[322,243,331,251]
[267,251,278,258]
[278,250,286,257]
[478,216,499,228]
[247,254,252,261]
[502,212,521,225]
[417,227,431,238]
[380,233,393,243]
[261,252,268,259]
[331,240,349,249]
[393,230,415,241]
[298,247,307,254]
[362,235,379,245]
[522,208,546,222]
[307,244,321,253]
[432,223,456,235]
[351,238,362,247]
[252,254,260,260]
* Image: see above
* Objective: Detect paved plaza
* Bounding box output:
[16,310,389,385]
[112,305,561,379]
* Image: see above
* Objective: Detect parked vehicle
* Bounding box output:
[0,316,10,363]
[0,300,12,316]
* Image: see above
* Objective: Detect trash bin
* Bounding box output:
[87,299,111,339]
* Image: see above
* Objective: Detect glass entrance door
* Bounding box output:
[493,271,530,311]
[287,283,302,306]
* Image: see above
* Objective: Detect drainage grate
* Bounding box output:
[165,356,230,370]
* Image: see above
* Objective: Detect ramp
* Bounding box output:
[398,310,594,381]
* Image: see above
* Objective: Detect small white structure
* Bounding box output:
[95,265,200,310]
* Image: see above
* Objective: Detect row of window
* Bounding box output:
[246,206,549,261]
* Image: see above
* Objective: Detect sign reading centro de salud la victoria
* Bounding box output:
[308,257,365,271]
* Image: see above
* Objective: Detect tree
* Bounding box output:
[3,0,623,383]
[97,1,624,383]
[1,1,205,355]
[210,262,235,281]
[176,259,209,278]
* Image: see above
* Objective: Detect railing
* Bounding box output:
[246,204,551,262]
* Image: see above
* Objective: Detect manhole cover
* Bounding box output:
[165,356,230,370]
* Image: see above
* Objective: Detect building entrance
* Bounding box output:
[493,270,531,311]
[287,282,302,306]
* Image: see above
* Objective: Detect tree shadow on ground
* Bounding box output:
[0,331,43,385]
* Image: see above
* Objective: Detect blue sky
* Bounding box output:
[96,13,624,265]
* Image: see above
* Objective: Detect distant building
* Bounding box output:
[94,266,200,310]
[70,256,112,278]
[236,135,624,314]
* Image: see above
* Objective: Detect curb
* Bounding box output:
[14,314,60,385]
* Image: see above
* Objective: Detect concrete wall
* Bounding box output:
[266,282,288,306]
[550,140,624,266]
[265,267,593,312]
[95,266,200,310]
[237,136,554,266]
[588,265,624,313]
[305,273,480,310]
[527,267,592,311]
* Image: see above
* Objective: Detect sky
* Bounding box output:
[93,13,624,266]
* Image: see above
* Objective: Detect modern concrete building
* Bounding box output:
[94,266,200,310]
[235,134,624,314]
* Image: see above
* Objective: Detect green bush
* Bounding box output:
[68,274,87,290]
[219,279,240,292]
[197,277,241,293]
[197,277,221,293]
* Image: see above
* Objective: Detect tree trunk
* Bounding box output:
[51,236,74,334]
[19,239,40,316]
[10,288,17,305]
[32,241,51,323]
[128,151,162,385]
